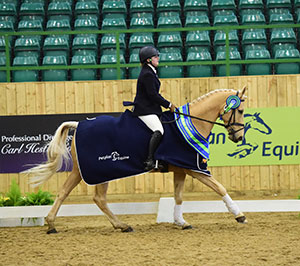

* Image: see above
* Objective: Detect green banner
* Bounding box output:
[209,107,300,166]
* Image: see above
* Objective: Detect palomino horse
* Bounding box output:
[25,87,248,234]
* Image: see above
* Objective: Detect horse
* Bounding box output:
[25,87,248,234]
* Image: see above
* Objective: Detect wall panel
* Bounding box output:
[0,75,299,197]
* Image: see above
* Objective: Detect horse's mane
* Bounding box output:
[190,89,237,105]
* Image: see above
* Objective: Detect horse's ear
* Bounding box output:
[240,86,248,99]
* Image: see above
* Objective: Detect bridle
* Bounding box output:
[163,92,245,136]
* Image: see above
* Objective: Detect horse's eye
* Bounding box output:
[238,110,244,114]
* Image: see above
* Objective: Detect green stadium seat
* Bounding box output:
[186,51,213,77]
[128,53,140,79]
[0,55,7,82]
[157,33,183,49]
[22,0,45,4]
[102,17,127,30]
[74,18,99,31]
[101,34,126,50]
[239,0,264,10]
[270,28,296,45]
[216,50,242,76]
[245,49,272,75]
[46,19,72,44]
[158,51,183,78]
[102,0,127,19]
[46,19,71,31]
[185,14,210,27]
[211,0,236,17]
[101,48,125,56]
[267,7,291,17]
[213,14,238,26]
[241,12,266,26]
[275,49,300,74]
[269,13,293,24]
[19,2,45,23]
[184,0,209,15]
[75,1,99,21]
[157,0,181,16]
[12,56,39,82]
[130,0,153,14]
[157,14,182,29]
[242,29,267,47]
[42,55,68,81]
[129,33,154,50]
[271,43,296,56]
[47,2,72,21]
[239,8,264,17]
[214,45,239,53]
[243,44,267,54]
[185,31,211,49]
[266,0,292,9]
[14,37,41,59]
[71,55,97,81]
[100,54,125,80]
[44,36,70,61]
[214,30,239,46]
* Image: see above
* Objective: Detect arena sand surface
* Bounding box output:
[1,212,300,266]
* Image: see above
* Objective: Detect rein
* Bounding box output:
[162,93,245,135]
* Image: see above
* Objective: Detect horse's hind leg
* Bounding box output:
[186,170,247,224]
[93,183,133,232]
[46,169,81,234]
[173,172,192,230]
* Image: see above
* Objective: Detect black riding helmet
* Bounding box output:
[139,46,159,64]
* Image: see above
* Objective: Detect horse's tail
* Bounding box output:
[25,121,79,187]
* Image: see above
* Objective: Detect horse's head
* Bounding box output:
[220,86,247,143]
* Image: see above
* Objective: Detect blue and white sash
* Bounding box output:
[175,104,210,159]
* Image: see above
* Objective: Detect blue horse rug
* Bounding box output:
[75,110,211,185]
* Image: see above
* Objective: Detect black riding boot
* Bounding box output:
[144,130,162,171]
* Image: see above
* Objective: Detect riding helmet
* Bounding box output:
[139,46,159,63]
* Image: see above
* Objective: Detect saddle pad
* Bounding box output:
[75,110,210,185]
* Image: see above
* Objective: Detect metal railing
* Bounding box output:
[1,23,300,82]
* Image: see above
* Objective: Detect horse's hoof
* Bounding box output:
[121,226,134,233]
[47,228,58,234]
[182,224,193,230]
[235,216,248,224]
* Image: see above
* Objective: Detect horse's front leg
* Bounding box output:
[93,183,133,232]
[186,170,247,224]
[173,172,192,229]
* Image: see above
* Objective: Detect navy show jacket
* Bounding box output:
[132,64,170,116]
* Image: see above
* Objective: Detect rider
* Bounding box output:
[132,46,176,171]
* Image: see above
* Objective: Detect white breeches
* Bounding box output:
[138,114,164,135]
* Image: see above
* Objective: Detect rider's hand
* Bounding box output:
[169,104,177,113]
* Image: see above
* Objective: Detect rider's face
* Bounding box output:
[150,55,159,67]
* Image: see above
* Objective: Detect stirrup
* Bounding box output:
[144,158,155,171]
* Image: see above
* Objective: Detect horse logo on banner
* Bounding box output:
[227,112,272,159]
